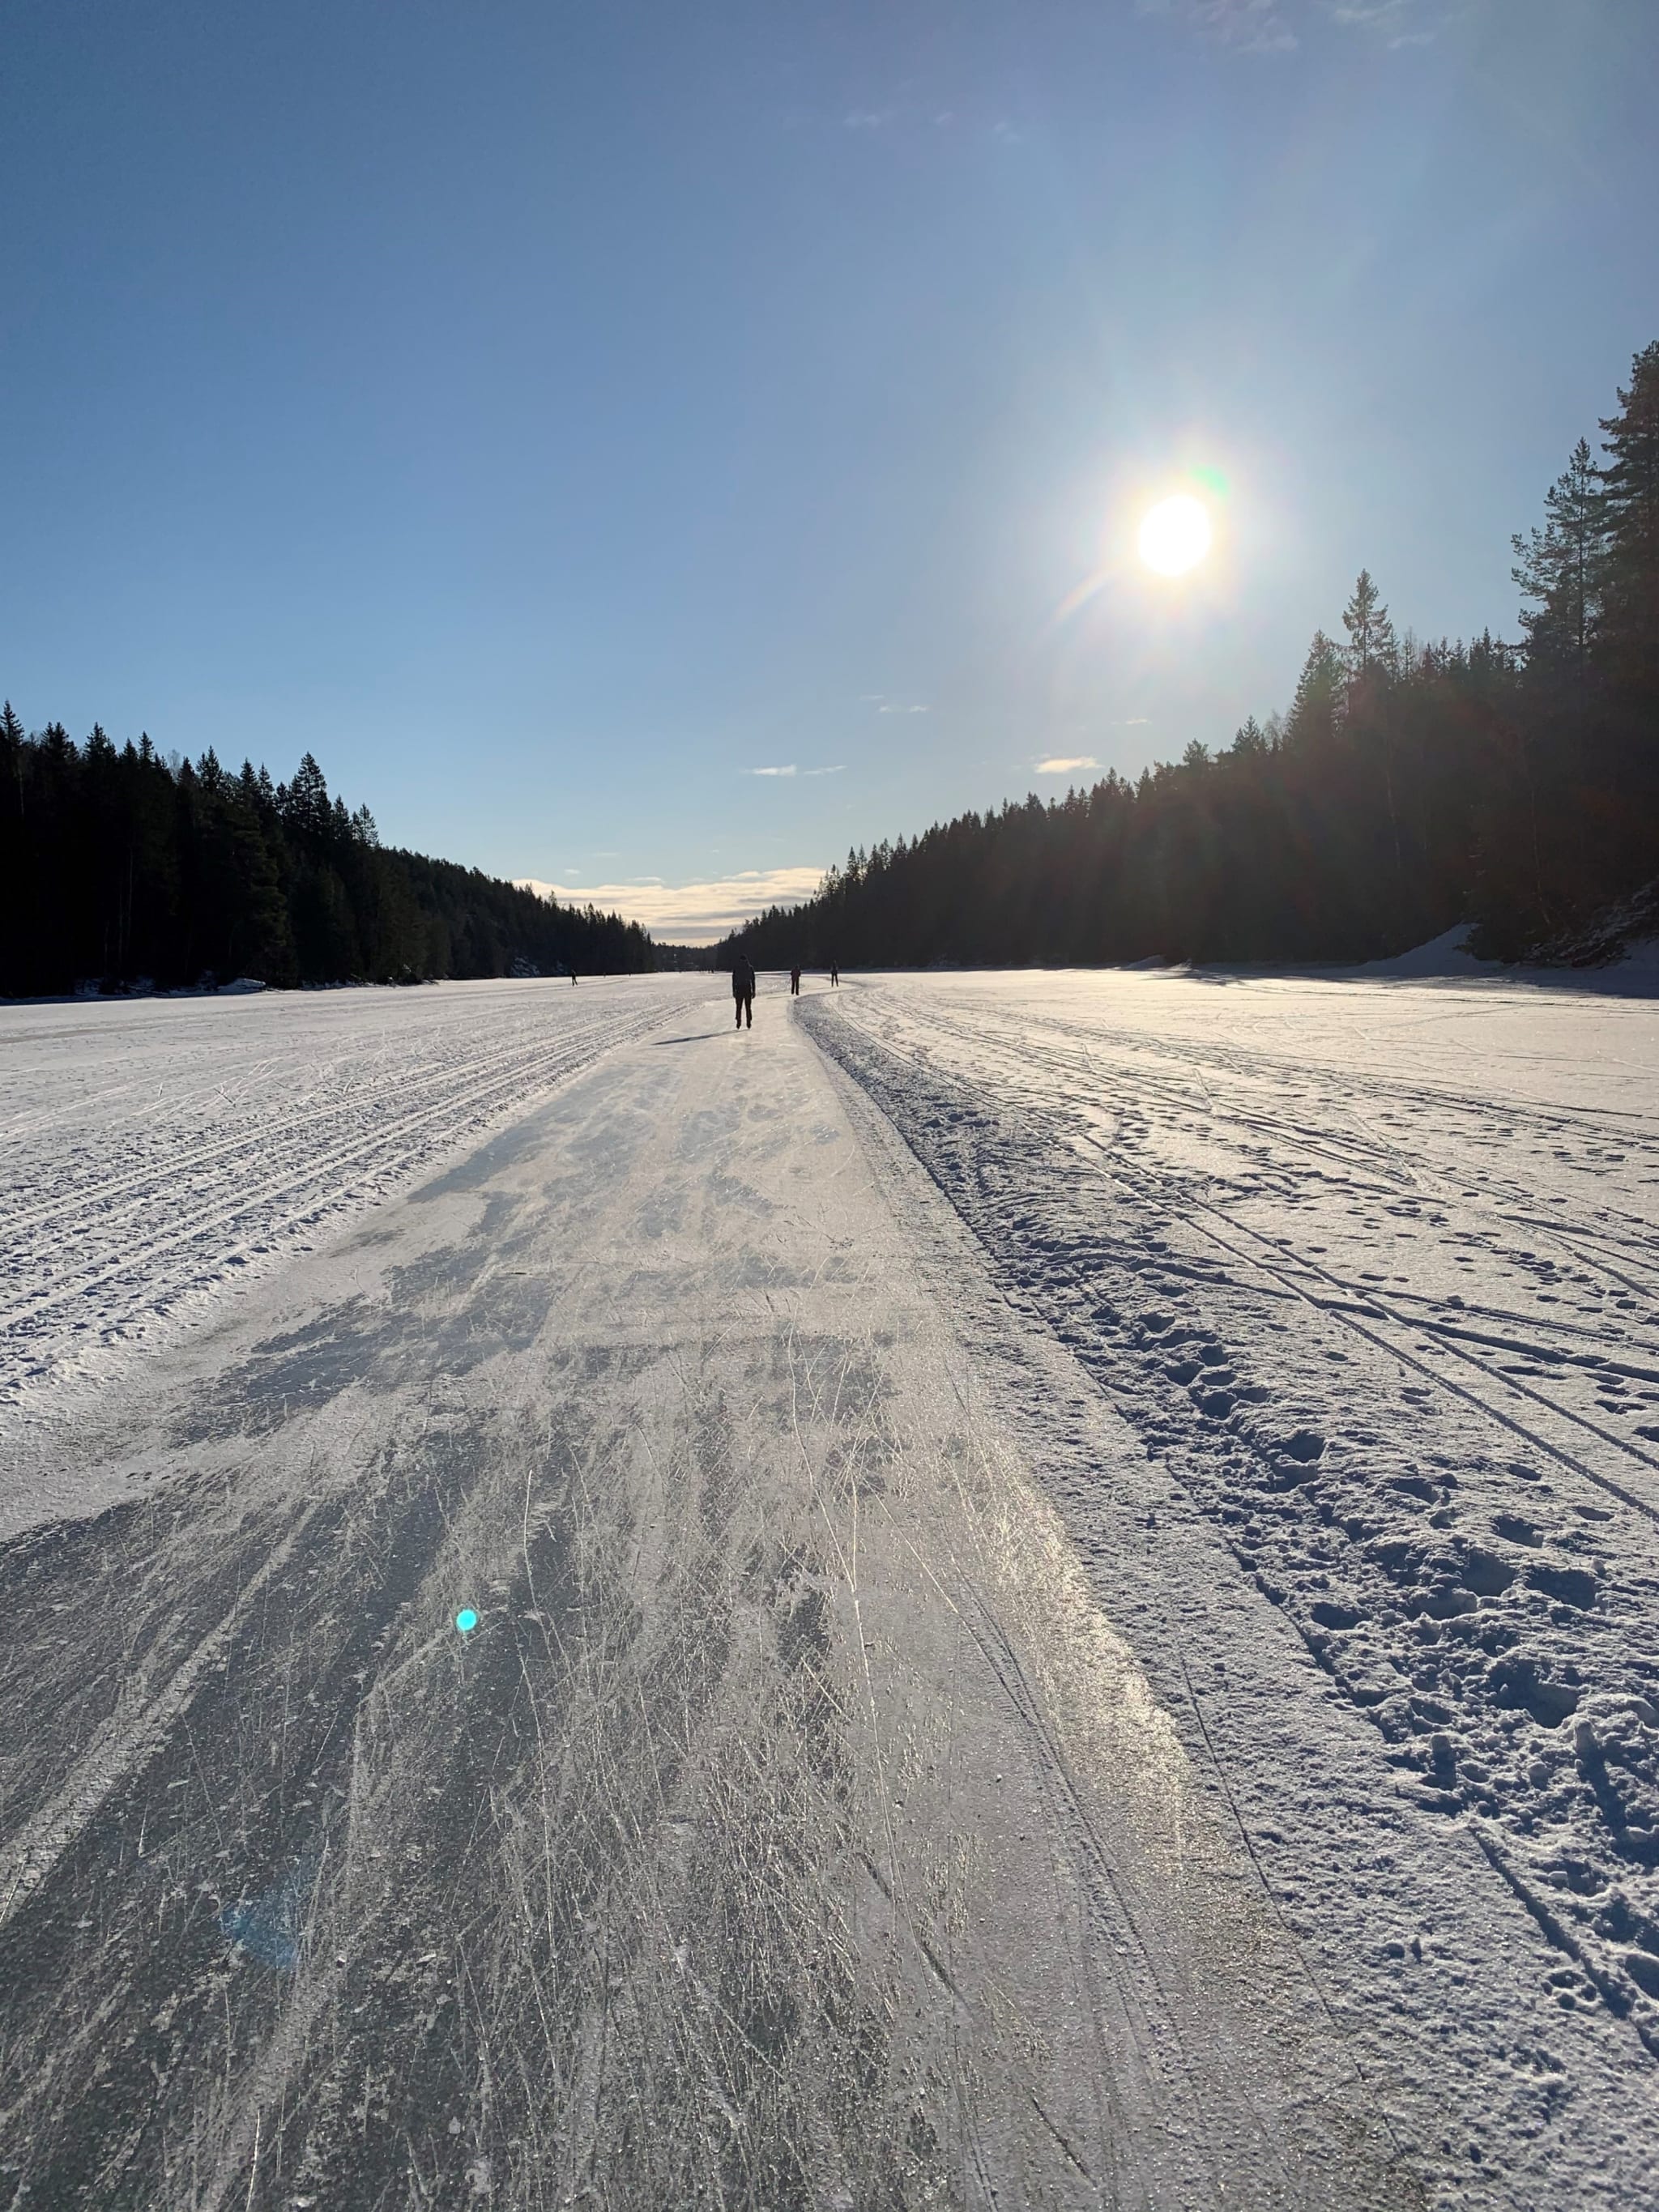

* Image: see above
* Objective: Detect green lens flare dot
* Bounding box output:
[455,1609,478,1635]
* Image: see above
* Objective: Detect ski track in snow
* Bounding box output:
[804,969,1659,2069]
[0,977,708,1408]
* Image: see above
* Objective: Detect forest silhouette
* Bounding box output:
[723,343,1659,974]
[0,738,652,995]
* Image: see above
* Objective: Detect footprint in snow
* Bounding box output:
[1278,1428,1326,1464]
[1494,1513,1544,1547]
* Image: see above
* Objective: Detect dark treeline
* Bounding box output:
[649,941,719,972]
[724,343,1659,973]
[0,732,653,995]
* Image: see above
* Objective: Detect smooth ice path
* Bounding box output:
[2,970,1657,2207]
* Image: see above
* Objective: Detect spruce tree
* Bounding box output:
[1283,632,1346,750]
[1512,437,1604,677]
[1341,570,1397,681]
[1597,341,1659,684]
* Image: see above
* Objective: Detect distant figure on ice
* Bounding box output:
[571,970,578,985]
[830,961,840,987]
[732,954,757,1029]
[790,965,801,995]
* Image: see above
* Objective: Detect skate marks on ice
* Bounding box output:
[0,1013,1404,2209]
[0,974,710,1409]
[804,974,1659,2083]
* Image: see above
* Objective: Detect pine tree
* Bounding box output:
[1283,632,1346,750]
[1341,570,1397,681]
[1512,438,1604,679]
[283,752,332,845]
[2,701,26,816]
[1597,341,1659,682]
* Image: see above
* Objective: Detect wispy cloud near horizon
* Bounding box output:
[1034,754,1100,776]
[747,764,845,778]
[517,866,826,945]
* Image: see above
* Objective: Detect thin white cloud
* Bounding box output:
[516,867,827,946]
[750,765,797,777]
[1141,0,1298,52]
[1034,755,1100,775]
[1144,0,1449,49]
[748,762,845,778]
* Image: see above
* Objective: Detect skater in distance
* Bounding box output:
[732,953,757,1029]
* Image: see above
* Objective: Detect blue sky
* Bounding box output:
[4,0,1654,939]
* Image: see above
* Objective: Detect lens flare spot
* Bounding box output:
[455,1608,478,1635]
[1138,495,1212,578]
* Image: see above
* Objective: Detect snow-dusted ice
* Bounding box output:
[0,974,708,1409]
[2,966,1657,2207]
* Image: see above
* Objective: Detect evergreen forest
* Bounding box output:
[0,734,653,996]
[722,343,1659,974]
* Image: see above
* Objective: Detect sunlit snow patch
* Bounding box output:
[1354,924,1491,978]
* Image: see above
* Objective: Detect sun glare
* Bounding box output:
[1138,493,1212,578]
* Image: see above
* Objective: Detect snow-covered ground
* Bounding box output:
[3,966,1658,2207]
[805,969,1659,2079]
[0,975,706,1409]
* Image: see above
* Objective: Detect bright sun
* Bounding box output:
[1138,493,1212,577]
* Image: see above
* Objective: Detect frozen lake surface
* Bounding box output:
[2,967,1657,2207]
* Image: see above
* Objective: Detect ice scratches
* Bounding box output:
[0,1412,493,2206]
[803,986,1659,2068]
[0,1340,999,2209]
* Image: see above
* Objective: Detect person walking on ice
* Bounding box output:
[732,953,757,1029]
[830,961,839,987]
[790,965,801,995]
